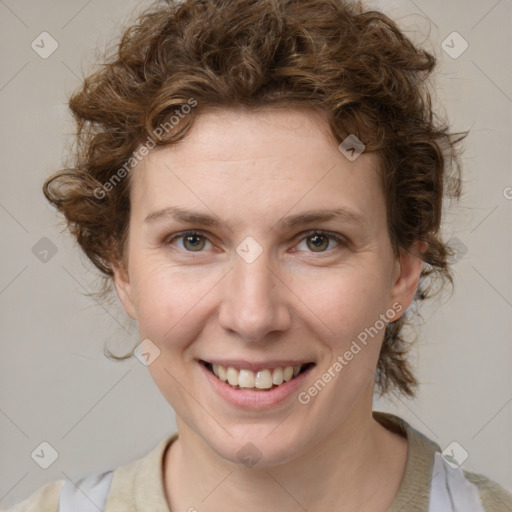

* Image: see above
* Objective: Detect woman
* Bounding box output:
[10,0,511,510]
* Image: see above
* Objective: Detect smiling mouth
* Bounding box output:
[200,360,315,391]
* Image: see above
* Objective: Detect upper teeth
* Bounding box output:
[211,364,303,389]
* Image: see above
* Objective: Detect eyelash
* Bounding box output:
[165,230,348,255]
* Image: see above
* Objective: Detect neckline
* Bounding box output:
[155,411,438,512]
[373,411,439,511]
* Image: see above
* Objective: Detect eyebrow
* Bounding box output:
[144,206,365,231]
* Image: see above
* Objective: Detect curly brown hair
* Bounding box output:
[43,0,466,397]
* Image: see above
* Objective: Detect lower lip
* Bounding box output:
[199,362,314,409]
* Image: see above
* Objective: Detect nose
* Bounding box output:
[218,250,292,343]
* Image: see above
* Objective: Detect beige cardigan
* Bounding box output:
[8,412,512,511]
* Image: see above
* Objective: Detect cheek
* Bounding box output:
[292,270,390,432]
[293,264,391,343]
[129,257,221,343]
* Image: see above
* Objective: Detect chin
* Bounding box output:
[205,423,308,469]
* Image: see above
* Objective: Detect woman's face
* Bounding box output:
[114,108,422,466]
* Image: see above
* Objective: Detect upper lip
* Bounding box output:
[199,358,315,372]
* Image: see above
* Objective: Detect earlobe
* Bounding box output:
[112,260,137,320]
[389,241,426,316]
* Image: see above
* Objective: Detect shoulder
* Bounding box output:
[6,433,177,512]
[374,411,512,512]
[463,469,512,512]
[6,479,65,512]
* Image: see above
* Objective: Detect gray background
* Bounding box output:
[1,0,511,508]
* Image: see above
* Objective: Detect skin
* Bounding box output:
[113,108,425,511]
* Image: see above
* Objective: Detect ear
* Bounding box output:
[388,241,426,318]
[112,260,137,320]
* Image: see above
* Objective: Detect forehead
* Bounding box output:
[129,108,384,230]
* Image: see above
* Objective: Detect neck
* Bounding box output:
[163,390,407,512]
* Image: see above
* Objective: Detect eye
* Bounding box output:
[167,231,213,252]
[295,230,347,253]
[165,229,348,255]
